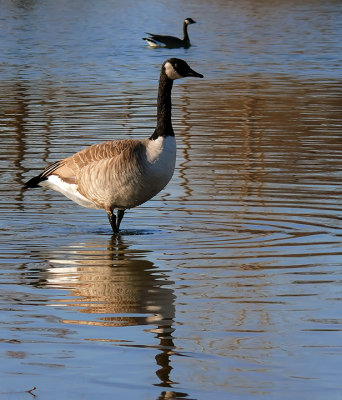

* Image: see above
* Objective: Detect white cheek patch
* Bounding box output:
[164,62,182,80]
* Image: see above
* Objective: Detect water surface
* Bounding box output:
[1,0,342,399]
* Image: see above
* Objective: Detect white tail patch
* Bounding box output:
[145,39,161,47]
[42,175,99,209]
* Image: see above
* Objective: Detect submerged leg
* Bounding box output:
[117,209,125,230]
[106,209,119,234]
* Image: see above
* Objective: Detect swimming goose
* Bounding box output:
[24,58,203,233]
[143,18,196,48]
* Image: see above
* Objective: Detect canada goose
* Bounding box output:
[24,58,203,233]
[143,18,196,48]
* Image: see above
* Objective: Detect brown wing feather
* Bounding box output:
[75,140,147,208]
[51,139,145,185]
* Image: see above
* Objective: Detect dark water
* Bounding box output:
[1,0,342,399]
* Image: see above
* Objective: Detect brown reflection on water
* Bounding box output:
[173,76,342,248]
[1,81,29,208]
[186,76,342,186]
[1,80,60,211]
[177,92,194,203]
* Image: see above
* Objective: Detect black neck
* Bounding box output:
[183,21,189,42]
[150,69,174,140]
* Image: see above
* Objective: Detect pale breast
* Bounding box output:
[139,135,177,202]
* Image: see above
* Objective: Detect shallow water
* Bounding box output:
[1,0,342,399]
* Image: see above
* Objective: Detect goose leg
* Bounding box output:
[107,209,119,234]
[117,209,125,230]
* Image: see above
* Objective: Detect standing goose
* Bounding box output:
[24,58,203,233]
[143,18,196,48]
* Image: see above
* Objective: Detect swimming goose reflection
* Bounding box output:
[31,236,188,393]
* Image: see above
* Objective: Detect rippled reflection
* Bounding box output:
[27,236,182,390]
[170,78,342,263]
[44,237,174,325]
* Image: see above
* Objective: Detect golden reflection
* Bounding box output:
[2,80,60,210]
[239,78,265,201]
[44,236,175,325]
[172,77,342,236]
[2,81,29,208]
[177,89,193,203]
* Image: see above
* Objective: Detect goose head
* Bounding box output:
[185,18,196,25]
[163,58,203,80]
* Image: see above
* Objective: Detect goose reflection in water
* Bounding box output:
[32,235,188,396]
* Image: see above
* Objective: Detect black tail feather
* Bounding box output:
[24,174,47,189]
[24,160,62,189]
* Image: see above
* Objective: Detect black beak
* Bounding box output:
[187,68,203,78]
